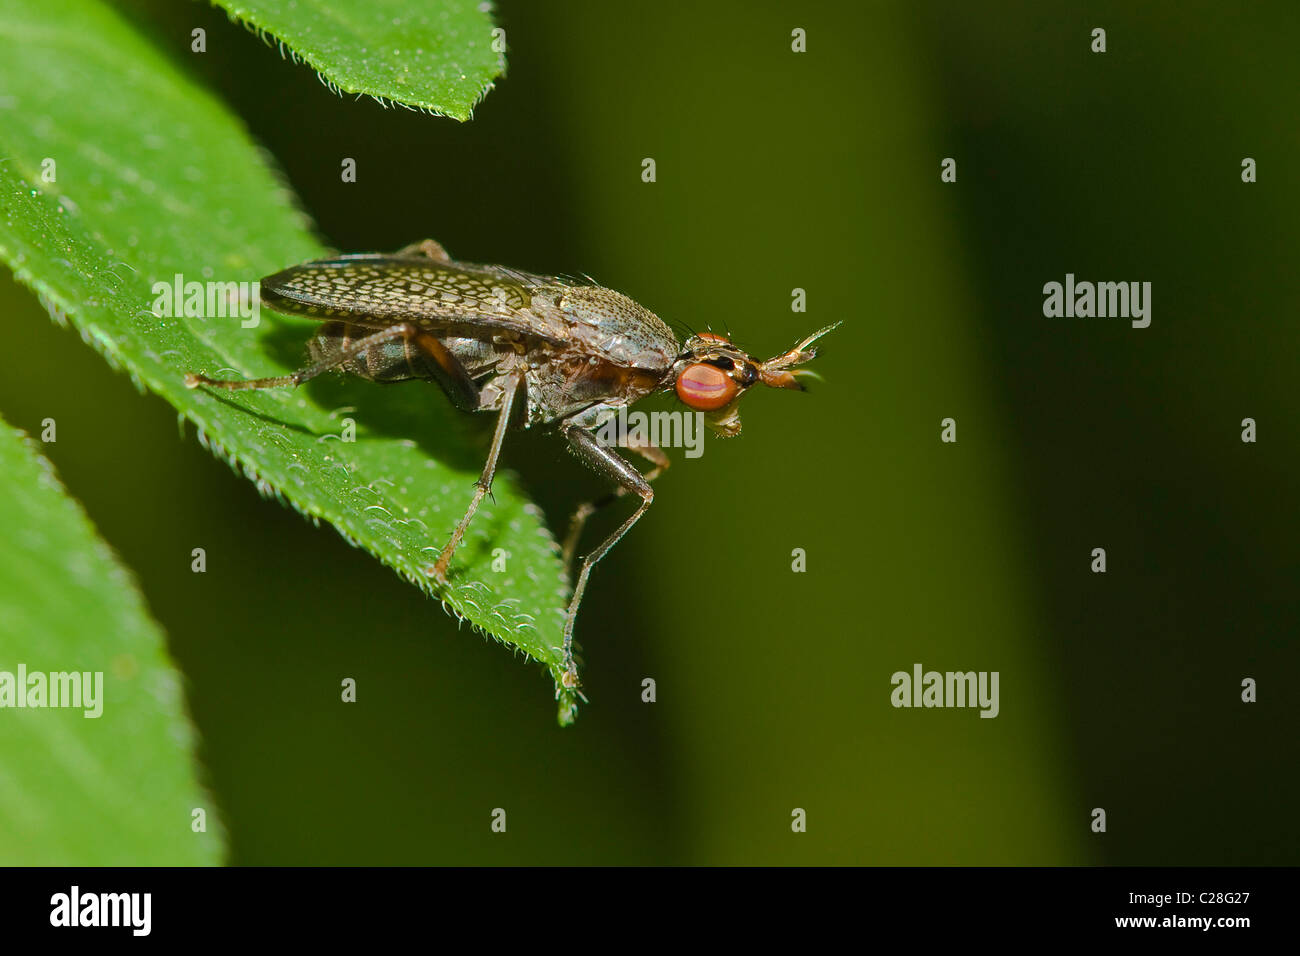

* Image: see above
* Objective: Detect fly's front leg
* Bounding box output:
[560,425,655,691]
[429,372,522,584]
[561,441,669,579]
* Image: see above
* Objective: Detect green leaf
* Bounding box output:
[209,0,505,120]
[0,0,577,722]
[0,420,224,864]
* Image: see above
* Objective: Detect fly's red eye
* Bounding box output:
[675,362,738,411]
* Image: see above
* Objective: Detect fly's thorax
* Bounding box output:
[546,285,679,373]
[521,342,664,426]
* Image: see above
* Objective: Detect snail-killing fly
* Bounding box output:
[186,239,838,697]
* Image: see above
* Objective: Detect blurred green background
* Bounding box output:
[0,0,1295,863]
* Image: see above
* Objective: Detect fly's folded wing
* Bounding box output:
[260,254,568,344]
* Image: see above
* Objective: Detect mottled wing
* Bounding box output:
[260,254,566,344]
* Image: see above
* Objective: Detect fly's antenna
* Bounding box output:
[757,322,842,389]
[778,322,842,364]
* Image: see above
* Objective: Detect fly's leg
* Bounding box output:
[189,320,500,588]
[559,425,655,691]
[428,372,521,584]
[561,441,669,579]
[185,323,424,391]
[397,239,452,262]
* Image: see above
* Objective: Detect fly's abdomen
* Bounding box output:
[309,321,496,413]
[309,321,428,382]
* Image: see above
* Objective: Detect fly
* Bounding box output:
[186,239,838,695]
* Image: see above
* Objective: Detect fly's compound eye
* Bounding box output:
[675,362,739,411]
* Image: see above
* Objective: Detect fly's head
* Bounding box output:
[667,322,841,436]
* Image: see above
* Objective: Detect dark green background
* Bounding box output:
[1,0,1294,863]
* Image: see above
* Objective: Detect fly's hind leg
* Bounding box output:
[185,323,426,391]
[559,425,656,691]
[561,440,669,579]
[189,321,498,591]
[188,322,479,409]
